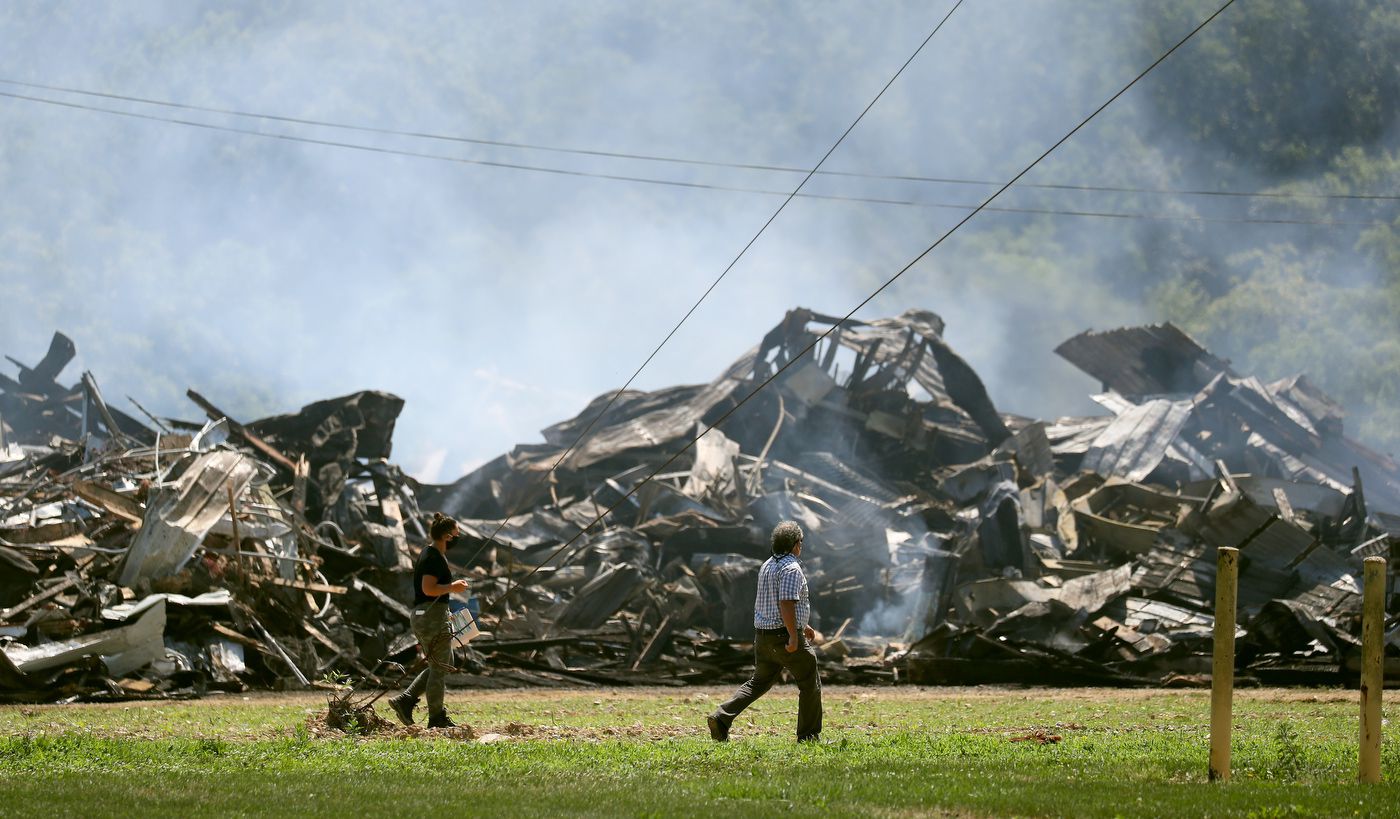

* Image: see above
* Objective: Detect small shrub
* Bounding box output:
[1271,721,1305,780]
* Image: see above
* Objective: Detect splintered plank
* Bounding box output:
[256,576,348,595]
[186,389,297,473]
[72,480,144,526]
[0,575,79,621]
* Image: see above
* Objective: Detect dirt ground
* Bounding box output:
[178,684,1364,707]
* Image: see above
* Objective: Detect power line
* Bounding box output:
[492,0,1242,604]
[461,0,968,570]
[3,75,1396,204]
[0,88,1388,229]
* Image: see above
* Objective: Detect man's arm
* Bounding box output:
[778,564,804,652]
[779,600,799,652]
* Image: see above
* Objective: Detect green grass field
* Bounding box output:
[2,685,1398,817]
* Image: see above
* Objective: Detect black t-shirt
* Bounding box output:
[412,545,453,606]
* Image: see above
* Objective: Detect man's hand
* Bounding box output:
[450,579,469,594]
[803,625,817,643]
[785,636,799,653]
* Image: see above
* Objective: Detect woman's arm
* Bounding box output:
[422,576,469,597]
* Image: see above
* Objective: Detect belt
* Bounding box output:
[412,600,448,616]
[755,627,790,636]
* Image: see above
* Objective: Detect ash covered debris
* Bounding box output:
[0,333,429,701]
[423,309,1400,688]
[2,309,1399,701]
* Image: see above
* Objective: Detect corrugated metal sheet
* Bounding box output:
[1055,323,1233,396]
[1080,399,1193,482]
[119,450,257,586]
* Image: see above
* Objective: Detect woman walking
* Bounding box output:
[388,512,467,728]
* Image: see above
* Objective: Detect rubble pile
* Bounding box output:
[0,333,434,700]
[1,307,1398,702]
[424,310,1400,688]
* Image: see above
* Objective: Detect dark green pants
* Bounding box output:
[712,631,822,740]
[404,600,453,715]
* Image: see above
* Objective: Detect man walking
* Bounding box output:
[708,520,822,743]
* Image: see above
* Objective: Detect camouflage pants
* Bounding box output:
[403,600,453,715]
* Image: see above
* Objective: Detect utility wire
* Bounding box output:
[3,75,1396,204]
[460,0,967,570]
[0,88,1387,229]
[490,0,1242,607]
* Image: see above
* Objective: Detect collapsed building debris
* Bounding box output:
[2,311,1399,702]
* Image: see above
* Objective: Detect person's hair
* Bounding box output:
[429,512,457,541]
[770,521,804,556]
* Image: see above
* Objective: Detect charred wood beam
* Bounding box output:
[925,335,1010,446]
[186,389,297,473]
[81,372,152,446]
[0,575,78,622]
[478,635,625,653]
[847,338,883,389]
[490,652,634,685]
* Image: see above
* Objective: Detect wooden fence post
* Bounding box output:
[1360,556,1386,784]
[1210,546,1239,782]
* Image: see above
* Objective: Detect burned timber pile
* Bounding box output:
[2,308,1399,701]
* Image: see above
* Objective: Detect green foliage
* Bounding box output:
[1137,1,1400,176]
[1271,721,1306,781]
[193,737,226,759]
[1136,4,1400,455]
[867,1,1400,461]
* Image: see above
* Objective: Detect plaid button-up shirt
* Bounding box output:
[753,553,809,630]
